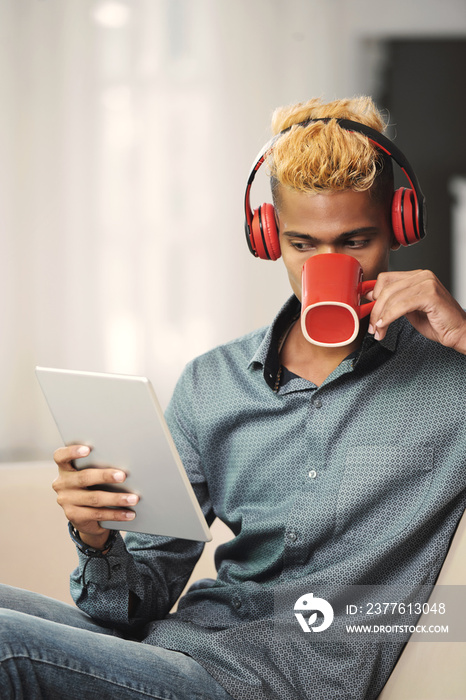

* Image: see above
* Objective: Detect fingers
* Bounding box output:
[54,444,126,484]
[64,504,137,535]
[369,272,429,340]
[56,486,138,511]
[54,444,91,471]
[53,443,139,537]
[53,479,139,536]
[367,269,466,347]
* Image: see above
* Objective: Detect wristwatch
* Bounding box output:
[68,521,117,556]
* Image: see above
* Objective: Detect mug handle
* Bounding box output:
[357,280,376,319]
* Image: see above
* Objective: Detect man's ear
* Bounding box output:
[390,232,401,251]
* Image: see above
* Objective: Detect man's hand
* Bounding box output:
[367,269,466,354]
[53,445,139,550]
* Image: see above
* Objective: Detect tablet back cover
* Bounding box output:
[36,367,211,542]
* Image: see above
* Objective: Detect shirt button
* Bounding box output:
[232,596,242,610]
[287,531,298,542]
[308,469,317,479]
[312,397,322,408]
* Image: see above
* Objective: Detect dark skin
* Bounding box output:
[277,186,466,385]
[53,186,466,549]
[53,445,138,549]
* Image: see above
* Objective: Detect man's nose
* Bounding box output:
[316,244,338,255]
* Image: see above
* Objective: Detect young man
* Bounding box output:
[1,97,465,699]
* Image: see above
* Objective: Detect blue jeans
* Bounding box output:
[0,584,233,699]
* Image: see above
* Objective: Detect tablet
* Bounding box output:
[35,366,211,542]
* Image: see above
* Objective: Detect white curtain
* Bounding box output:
[1,0,465,459]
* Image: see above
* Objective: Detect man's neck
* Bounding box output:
[280,318,367,387]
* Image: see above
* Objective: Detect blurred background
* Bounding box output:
[0,0,465,459]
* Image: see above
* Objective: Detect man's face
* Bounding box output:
[276,187,396,302]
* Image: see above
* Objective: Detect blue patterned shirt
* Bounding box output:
[71,296,466,700]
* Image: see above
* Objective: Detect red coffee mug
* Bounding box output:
[301,254,376,347]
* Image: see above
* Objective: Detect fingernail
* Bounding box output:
[368,323,374,335]
[374,330,380,341]
[77,446,90,456]
[113,471,126,482]
[124,511,136,520]
[125,494,138,505]
[375,319,383,328]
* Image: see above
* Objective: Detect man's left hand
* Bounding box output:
[367,269,466,354]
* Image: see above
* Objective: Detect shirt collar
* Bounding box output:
[249,296,300,389]
[249,295,403,390]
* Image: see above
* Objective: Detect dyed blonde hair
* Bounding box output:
[269,96,393,205]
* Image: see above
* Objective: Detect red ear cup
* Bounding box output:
[251,203,281,260]
[246,119,425,257]
[391,187,419,246]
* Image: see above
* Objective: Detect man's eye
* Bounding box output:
[291,241,313,251]
[346,239,369,248]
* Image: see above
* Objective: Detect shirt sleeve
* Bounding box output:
[69,360,216,634]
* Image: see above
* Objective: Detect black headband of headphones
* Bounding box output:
[244,117,426,251]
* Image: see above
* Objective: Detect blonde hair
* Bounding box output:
[268,96,392,203]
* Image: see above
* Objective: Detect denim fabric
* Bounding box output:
[0,584,233,699]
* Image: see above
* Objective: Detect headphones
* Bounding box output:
[244,117,426,260]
